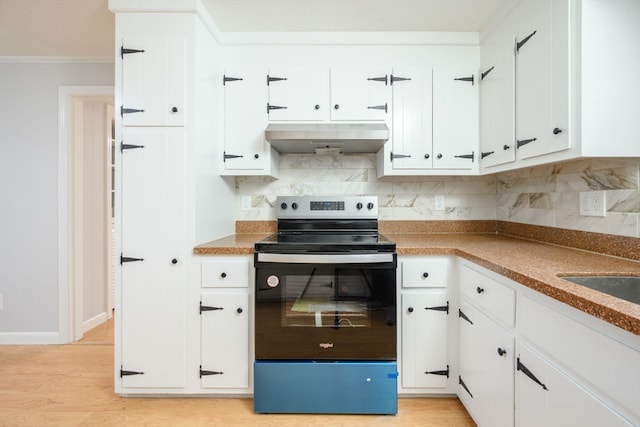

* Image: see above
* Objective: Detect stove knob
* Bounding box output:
[367,202,374,210]
[291,202,298,210]
[280,202,288,210]
[356,202,363,210]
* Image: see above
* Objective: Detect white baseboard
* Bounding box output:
[0,332,60,345]
[83,312,109,333]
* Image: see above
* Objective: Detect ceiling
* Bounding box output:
[0,0,509,59]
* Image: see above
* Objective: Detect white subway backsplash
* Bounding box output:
[236,155,640,238]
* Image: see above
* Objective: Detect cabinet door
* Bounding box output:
[121,37,185,126]
[267,67,328,121]
[516,344,634,427]
[402,290,449,389]
[120,129,186,388]
[514,0,570,160]
[223,67,271,171]
[200,292,249,389]
[330,67,390,121]
[479,24,516,168]
[458,300,514,427]
[390,67,433,170]
[432,67,478,170]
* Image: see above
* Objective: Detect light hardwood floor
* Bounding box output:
[0,319,476,427]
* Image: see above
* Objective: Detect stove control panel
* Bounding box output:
[276,196,378,219]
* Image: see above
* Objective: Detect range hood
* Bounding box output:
[265,123,389,154]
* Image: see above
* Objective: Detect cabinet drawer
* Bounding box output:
[401,257,449,288]
[201,258,249,288]
[520,295,640,421]
[459,264,515,327]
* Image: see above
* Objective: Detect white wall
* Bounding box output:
[0,61,114,338]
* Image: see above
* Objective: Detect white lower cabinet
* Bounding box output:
[200,291,249,389]
[458,299,514,427]
[516,344,633,427]
[457,260,640,427]
[399,256,455,394]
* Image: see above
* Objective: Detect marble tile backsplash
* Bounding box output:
[236,156,640,238]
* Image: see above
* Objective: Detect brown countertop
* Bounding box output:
[194,231,640,335]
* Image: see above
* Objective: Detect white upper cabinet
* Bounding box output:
[432,67,479,169]
[478,23,515,168]
[267,67,328,121]
[513,0,570,160]
[121,37,186,126]
[222,66,279,176]
[330,67,391,121]
[389,67,434,170]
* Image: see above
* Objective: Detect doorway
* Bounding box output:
[58,86,115,343]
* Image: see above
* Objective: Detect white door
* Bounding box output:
[432,67,478,170]
[267,67,328,121]
[200,291,249,389]
[120,129,186,388]
[330,67,390,121]
[223,67,270,170]
[402,290,449,389]
[121,37,185,126]
[391,67,434,170]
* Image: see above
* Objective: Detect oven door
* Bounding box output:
[254,253,397,361]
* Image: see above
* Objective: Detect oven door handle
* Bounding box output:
[256,253,395,264]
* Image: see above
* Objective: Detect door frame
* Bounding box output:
[58,85,114,343]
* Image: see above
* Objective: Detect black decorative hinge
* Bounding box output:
[223,75,243,85]
[481,151,495,159]
[455,152,475,162]
[517,137,537,148]
[121,142,145,152]
[200,302,224,314]
[267,103,287,113]
[223,152,244,162]
[390,152,411,162]
[459,309,473,325]
[121,47,145,58]
[454,75,475,85]
[459,376,473,398]
[367,75,388,85]
[200,366,224,377]
[425,301,449,314]
[481,66,495,80]
[120,254,144,264]
[121,106,145,117]
[367,103,388,113]
[120,367,144,377]
[267,75,287,85]
[425,365,450,378]
[516,30,537,53]
[390,75,411,84]
[517,357,548,390]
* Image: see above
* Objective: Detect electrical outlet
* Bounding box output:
[434,195,445,211]
[579,191,606,217]
[241,196,252,211]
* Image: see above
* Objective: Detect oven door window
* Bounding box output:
[255,264,396,360]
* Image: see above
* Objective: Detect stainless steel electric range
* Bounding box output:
[253,196,398,415]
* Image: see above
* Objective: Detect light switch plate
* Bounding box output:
[579,191,606,217]
[241,196,251,211]
[434,195,445,211]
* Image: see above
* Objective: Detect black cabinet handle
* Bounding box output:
[254,154,260,159]
[553,127,562,135]
[171,258,178,264]
[315,104,320,110]
[422,272,429,278]
[424,154,430,159]
[497,347,507,356]
[334,104,340,110]
[503,145,511,150]
[237,307,243,314]
[437,154,443,159]
[476,286,484,294]
[171,106,178,113]
[407,307,414,313]
[220,272,227,278]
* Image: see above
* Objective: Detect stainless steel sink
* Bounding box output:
[560,276,640,305]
